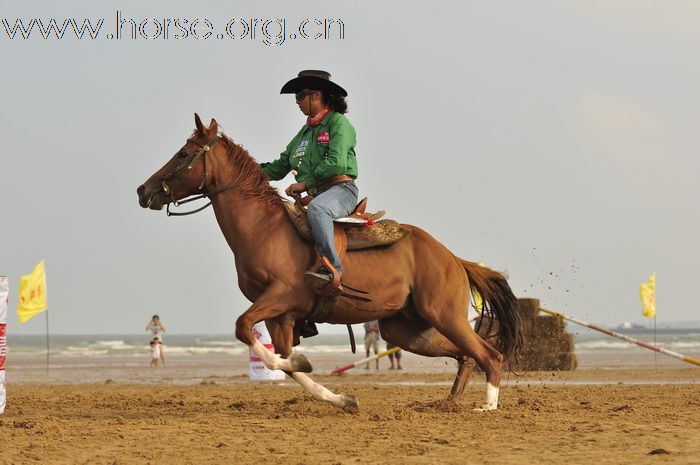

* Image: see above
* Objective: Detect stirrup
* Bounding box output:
[307,257,343,296]
[304,271,343,296]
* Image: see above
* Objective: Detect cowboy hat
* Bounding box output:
[280,70,347,97]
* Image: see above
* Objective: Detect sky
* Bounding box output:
[1,1,699,335]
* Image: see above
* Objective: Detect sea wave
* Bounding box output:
[195,339,240,347]
[93,340,128,348]
[575,339,700,352]
[6,347,51,356]
[575,341,633,350]
[164,346,248,356]
[82,342,145,353]
[668,341,700,349]
[294,344,353,354]
[62,347,111,356]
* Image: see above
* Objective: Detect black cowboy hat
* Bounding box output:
[280,70,347,97]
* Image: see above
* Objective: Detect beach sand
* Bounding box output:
[1,352,699,465]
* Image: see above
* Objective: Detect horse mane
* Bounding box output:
[193,129,283,208]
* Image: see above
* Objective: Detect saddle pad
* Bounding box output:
[343,219,411,250]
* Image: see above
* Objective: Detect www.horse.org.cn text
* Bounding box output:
[1,11,346,46]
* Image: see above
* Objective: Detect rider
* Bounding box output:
[260,70,359,288]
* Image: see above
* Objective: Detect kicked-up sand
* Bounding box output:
[1,352,699,464]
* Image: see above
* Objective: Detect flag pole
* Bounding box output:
[45,310,49,373]
[539,308,700,367]
[653,314,657,367]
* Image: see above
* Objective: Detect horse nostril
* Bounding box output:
[137,185,146,196]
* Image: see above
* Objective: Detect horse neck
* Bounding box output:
[207,147,286,255]
[210,190,285,251]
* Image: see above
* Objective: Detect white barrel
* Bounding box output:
[249,321,284,380]
[248,322,285,380]
[0,276,8,414]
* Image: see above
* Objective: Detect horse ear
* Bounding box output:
[194,113,205,135]
[209,118,218,135]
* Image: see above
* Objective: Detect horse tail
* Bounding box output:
[459,259,523,362]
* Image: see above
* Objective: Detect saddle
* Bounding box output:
[282,197,411,256]
[285,196,409,318]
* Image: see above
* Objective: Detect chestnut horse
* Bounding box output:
[137,114,522,411]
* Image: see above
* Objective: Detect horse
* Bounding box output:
[136,114,522,411]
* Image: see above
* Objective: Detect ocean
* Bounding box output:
[6,329,700,363]
[5,333,351,358]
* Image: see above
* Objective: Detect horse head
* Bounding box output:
[137,113,221,210]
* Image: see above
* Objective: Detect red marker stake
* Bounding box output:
[331,346,402,375]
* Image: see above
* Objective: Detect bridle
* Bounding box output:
[159,134,238,216]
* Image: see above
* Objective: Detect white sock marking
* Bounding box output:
[474,382,500,411]
[290,372,348,408]
[486,382,499,405]
[250,340,294,371]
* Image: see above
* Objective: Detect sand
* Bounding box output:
[1,358,699,465]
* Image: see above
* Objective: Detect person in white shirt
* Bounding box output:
[149,339,165,367]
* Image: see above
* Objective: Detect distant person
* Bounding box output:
[146,315,165,340]
[387,342,402,370]
[364,320,380,370]
[146,315,166,358]
[149,338,165,367]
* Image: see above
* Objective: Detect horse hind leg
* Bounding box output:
[450,357,477,403]
[438,318,503,411]
[379,314,477,403]
[410,300,505,411]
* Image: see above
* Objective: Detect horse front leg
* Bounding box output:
[236,292,359,411]
[235,293,312,373]
[288,372,359,411]
[266,314,296,357]
[269,316,359,411]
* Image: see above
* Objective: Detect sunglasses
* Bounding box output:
[295,89,316,101]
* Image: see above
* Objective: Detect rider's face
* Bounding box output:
[295,89,318,116]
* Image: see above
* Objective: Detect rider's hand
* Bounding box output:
[285,182,307,196]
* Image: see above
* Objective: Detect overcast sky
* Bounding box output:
[2,1,698,335]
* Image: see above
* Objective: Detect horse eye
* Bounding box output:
[177,149,188,158]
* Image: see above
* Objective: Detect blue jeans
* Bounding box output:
[307,181,358,274]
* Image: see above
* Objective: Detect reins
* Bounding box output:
[166,183,239,216]
[161,134,239,217]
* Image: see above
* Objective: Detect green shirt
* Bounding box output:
[261,111,358,189]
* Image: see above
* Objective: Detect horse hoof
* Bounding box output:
[473,403,497,412]
[290,353,313,373]
[339,393,359,412]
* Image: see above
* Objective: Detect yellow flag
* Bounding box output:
[639,272,656,318]
[17,261,47,323]
[473,290,484,314]
[472,262,486,314]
